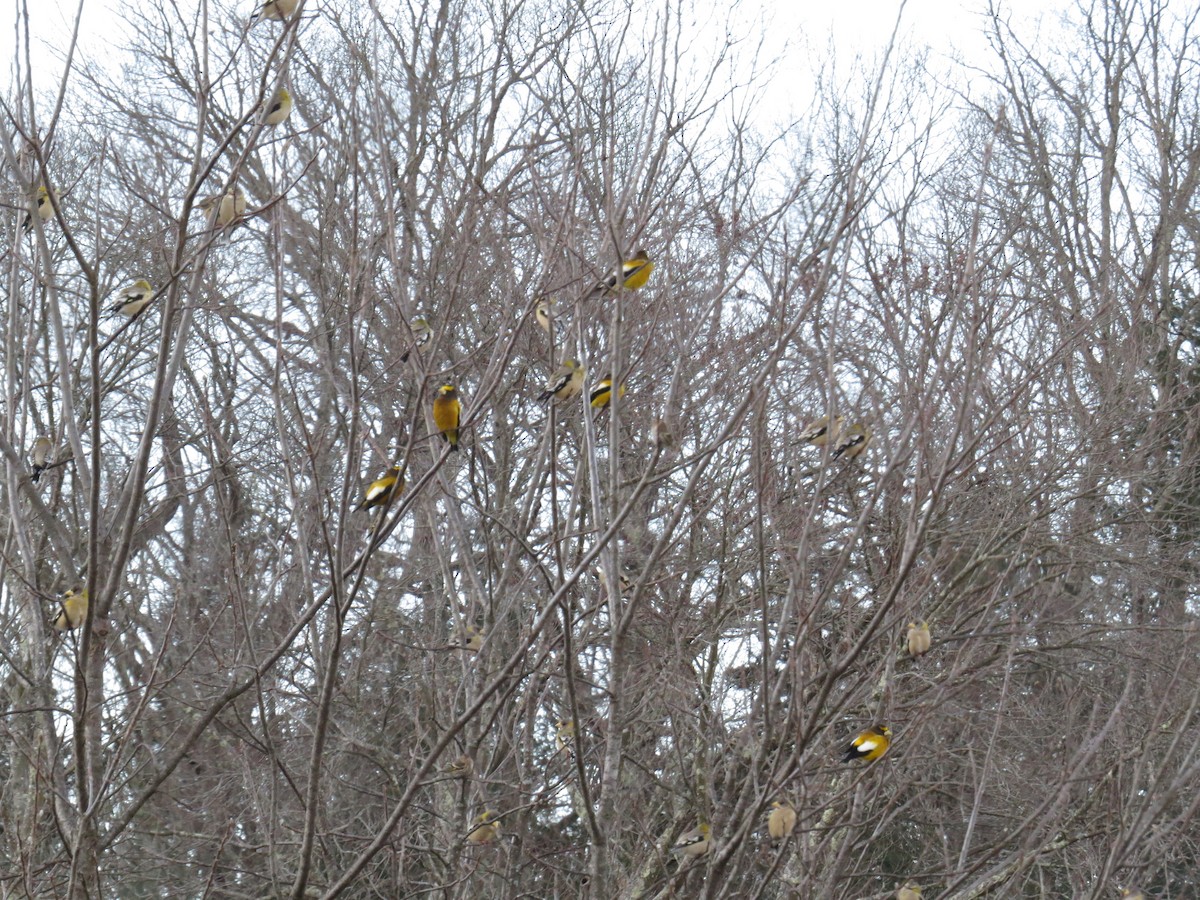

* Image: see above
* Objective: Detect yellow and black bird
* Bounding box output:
[833,423,871,460]
[670,823,711,859]
[399,316,432,362]
[433,384,462,451]
[52,588,88,632]
[797,414,843,447]
[538,359,585,403]
[22,185,55,233]
[30,436,53,483]
[449,623,484,653]
[466,810,502,845]
[589,376,626,410]
[107,279,154,318]
[263,87,293,125]
[356,463,404,511]
[897,883,923,900]
[906,621,931,658]
[593,248,654,296]
[251,0,298,23]
[842,725,891,763]
[767,801,796,841]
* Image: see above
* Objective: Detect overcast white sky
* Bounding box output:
[5,0,1069,94]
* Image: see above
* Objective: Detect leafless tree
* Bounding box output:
[2,0,1199,897]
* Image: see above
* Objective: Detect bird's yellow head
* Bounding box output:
[879,725,892,737]
[438,384,458,398]
[478,810,500,824]
[770,801,788,810]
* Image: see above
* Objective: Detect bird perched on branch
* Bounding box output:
[535,297,554,333]
[897,883,922,900]
[199,187,247,227]
[555,719,576,759]
[842,725,891,763]
[589,376,625,411]
[466,810,501,845]
[767,801,796,841]
[251,0,298,23]
[22,185,55,233]
[538,359,585,403]
[797,414,843,447]
[592,248,654,297]
[263,88,293,125]
[400,316,431,362]
[433,384,462,450]
[107,279,154,318]
[652,418,674,450]
[356,463,404,511]
[670,823,710,859]
[443,755,474,777]
[52,588,88,632]
[906,621,931,658]
[833,423,871,460]
[448,623,484,653]
[30,436,53,482]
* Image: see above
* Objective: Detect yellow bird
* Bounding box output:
[535,297,554,333]
[30,436,53,483]
[22,185,55,233]
[767,801,796,841]
[356,463,404,511]
[670,823,710,859]
[449,623,484,653]
[251,0,298,23]
[842,725,891,763]
[107,279,154,318]
[263,87,294,125]
[797,414,843,447]
[832,423,871,460]
[538,359,585,403]
[594,248,654,296]
[589,376,626,410]
[555,719,576,758]
[432,384,462,451]
[400,316,432,363]
[1119,890,1145,900]
[52,588,88,632]
[906,621,931,658]
[466,810,501,845]
[897,883,923,900]
[443,754,474,777]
